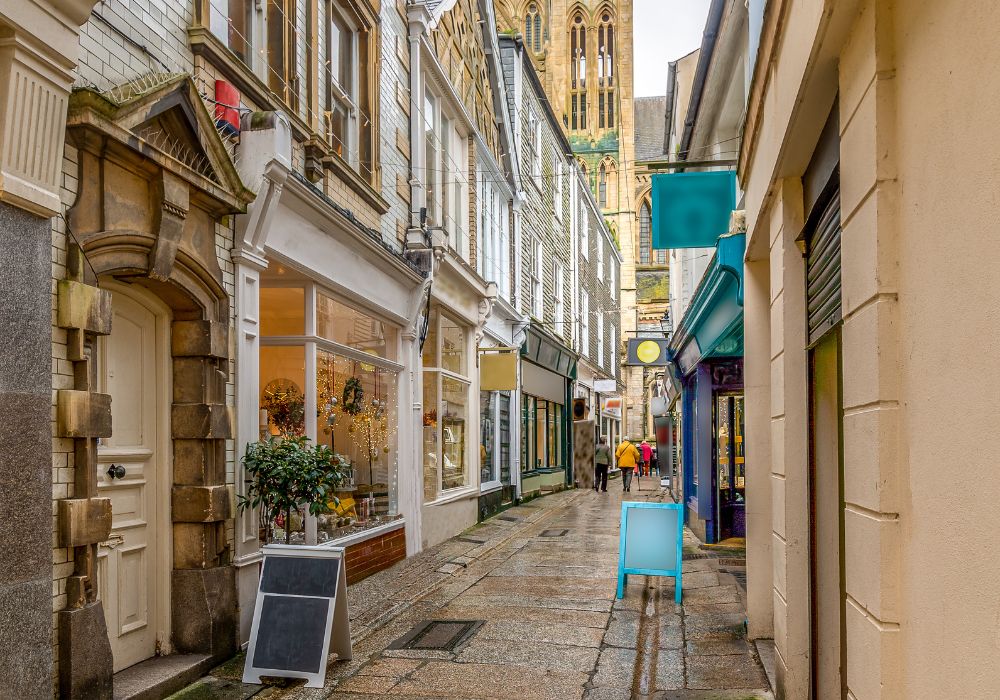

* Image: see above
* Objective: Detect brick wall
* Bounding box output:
[344,526,407,585]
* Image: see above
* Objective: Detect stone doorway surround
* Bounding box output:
[55,73,253,697]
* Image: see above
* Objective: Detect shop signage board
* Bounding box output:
[616,502,684,603]
[651,171,736,249]
[594,379,618,393]
[244,544,352,688]
[626,338,671,367]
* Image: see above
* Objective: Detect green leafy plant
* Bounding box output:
[238,435,349,544]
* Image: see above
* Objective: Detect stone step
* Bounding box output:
[113,654,215,700]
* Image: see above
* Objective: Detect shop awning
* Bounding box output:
[521,322,577,379]
[668,233,746,376]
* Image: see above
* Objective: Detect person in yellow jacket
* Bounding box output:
[615,437,641,493]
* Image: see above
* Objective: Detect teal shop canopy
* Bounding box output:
[667,233,746,376]
[652,171,736,249]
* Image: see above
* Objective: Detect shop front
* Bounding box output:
[519,324,577,496]
[477,304,521,520]
[232,116,425,638]
[418,248,495,548]
[668,233,746,543]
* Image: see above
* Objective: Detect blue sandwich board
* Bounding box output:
[616,501,684,602]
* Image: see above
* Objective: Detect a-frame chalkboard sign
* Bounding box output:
[243,544,352,688]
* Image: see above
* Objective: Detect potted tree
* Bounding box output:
[239,434,350,544]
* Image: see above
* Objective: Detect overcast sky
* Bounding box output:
[633,0,712,97]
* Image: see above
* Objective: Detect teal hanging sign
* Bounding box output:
[652,171,736,249]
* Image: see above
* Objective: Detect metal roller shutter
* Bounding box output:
[806,189,842,344]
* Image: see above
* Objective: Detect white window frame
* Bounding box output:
[597,311,604,367]
[580,181,589,259]
[581,292,589,357]
[553,260,564,333]
[423,81,469,254]
[553,156,563,220]
[423,310,474,501]
[531,238,543,318]
[326,1,360,170]
[597,236,605,283]
[527,109,541,179]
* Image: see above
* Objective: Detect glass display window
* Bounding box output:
[521,393,565,472]
[258,279,402,544]
[422,309,472,500]
[317,291,397,360]
[260,285,305,336]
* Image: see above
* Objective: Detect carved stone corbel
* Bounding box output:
[149,170,190,281]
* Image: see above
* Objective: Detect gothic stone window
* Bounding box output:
[597,12,615,129]
[524,3,542,53]
[570,12,587,131]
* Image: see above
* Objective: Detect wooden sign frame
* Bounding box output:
[616,501,684,603]
[243,544,352,688]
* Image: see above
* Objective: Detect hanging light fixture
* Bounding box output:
[659,309,673,338]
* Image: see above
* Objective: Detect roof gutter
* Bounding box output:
[678,0,726,161]
[663,60,677,155]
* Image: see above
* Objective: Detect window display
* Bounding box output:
[259,281,400,545]
[521,394,565,472]
[422,310,471,500]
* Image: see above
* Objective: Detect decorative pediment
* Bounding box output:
[68,72,253,213]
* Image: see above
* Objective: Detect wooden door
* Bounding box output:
[97,290,164,672]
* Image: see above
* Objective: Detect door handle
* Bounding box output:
[101,533,125,550]
[106,464,126,480]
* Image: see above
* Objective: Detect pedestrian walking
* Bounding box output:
[594,436,611,493]
[639,439,653,477]
[615,437,640,493]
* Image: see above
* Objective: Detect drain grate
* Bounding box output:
[389,620,483,652]
[718,558,746,567]
[683,552,714,560]
[539,528,569,537]
[498,515,521,522]
[457,536,486,544]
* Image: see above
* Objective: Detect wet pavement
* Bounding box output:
[173,481,771,699]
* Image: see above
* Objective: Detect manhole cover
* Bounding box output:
[539,528,568,537]
[389,620,483,652]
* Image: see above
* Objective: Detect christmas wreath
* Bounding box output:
[342,377,364,415]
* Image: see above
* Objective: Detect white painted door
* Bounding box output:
[97,290,163,672]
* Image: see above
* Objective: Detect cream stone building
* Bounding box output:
[494,0,646,438]
[741,0,1000,697]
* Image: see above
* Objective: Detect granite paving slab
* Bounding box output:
[179,487,770,700]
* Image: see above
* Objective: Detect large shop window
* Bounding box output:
[259,280,401,543]
[480,390,512,487]
[521,395,564,472]
[423,310,472,500]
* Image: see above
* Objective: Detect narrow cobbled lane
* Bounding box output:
[178,483,771,699]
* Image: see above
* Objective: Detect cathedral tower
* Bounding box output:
[496,0,646,438]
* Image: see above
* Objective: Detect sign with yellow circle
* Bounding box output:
[635,340,662,364]
[625,338,671,367]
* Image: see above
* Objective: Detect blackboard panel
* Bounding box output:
[251,595,330,673]
[260,556,340,598]
[624,506,679,571]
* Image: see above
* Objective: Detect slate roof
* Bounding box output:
[634,96,669,162]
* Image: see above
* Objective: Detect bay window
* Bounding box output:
[423,310,472,500]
